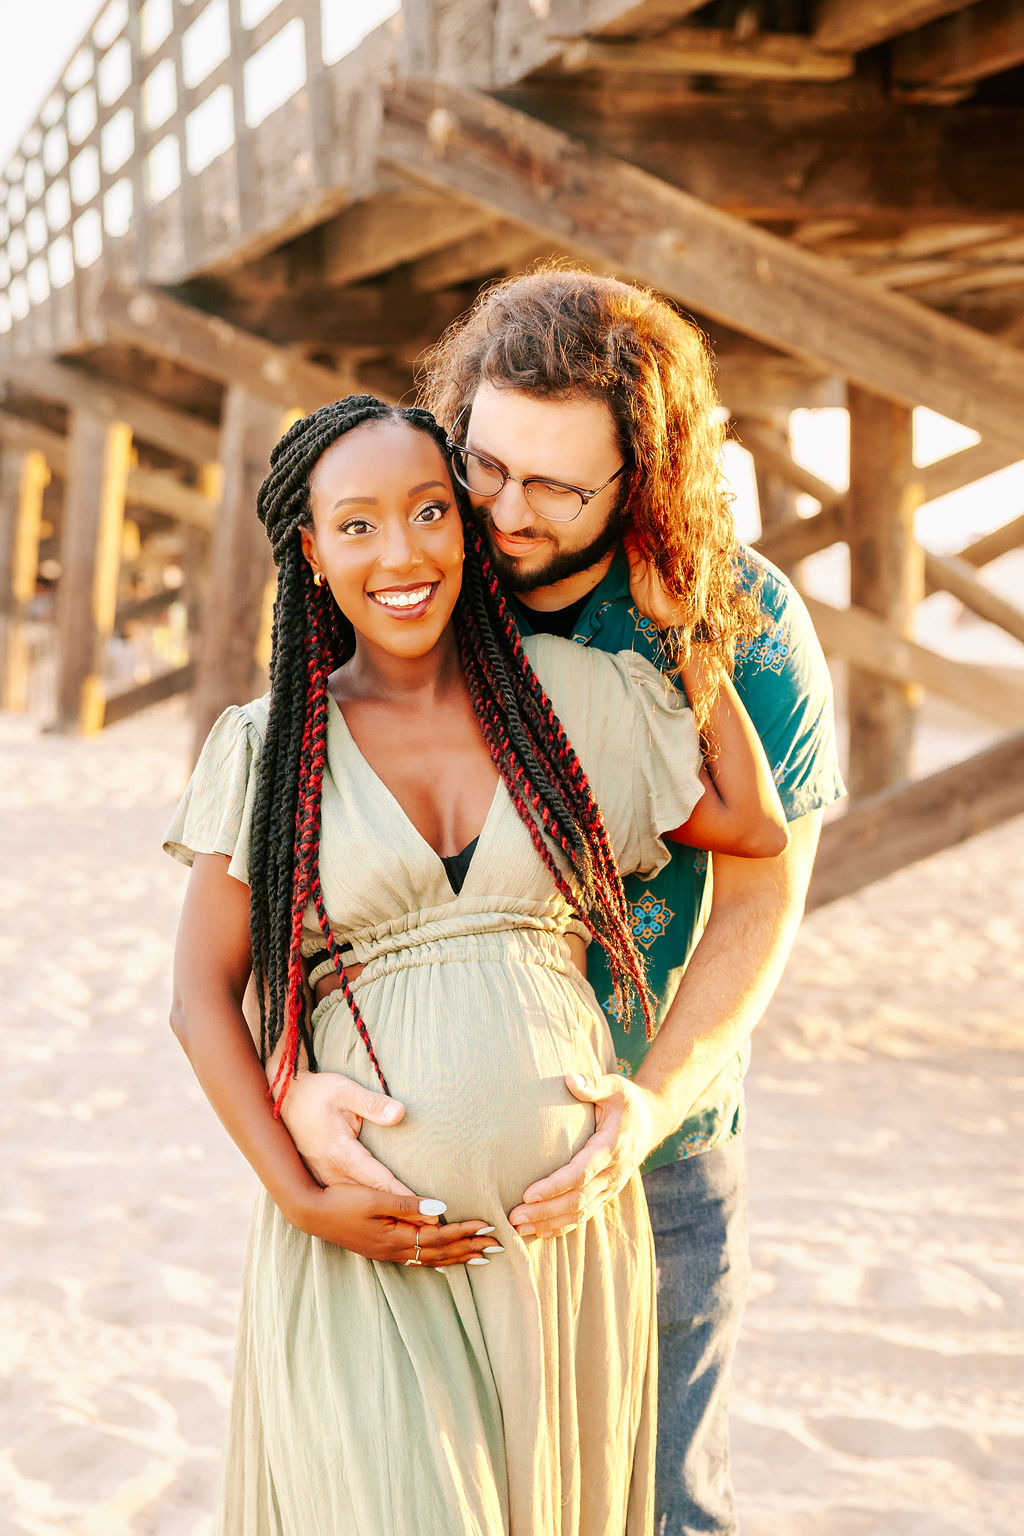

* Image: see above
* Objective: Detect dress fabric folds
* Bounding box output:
[164,634,704,1536]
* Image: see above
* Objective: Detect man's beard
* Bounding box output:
[475,504,632,594]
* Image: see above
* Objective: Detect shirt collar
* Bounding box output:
[511,545,632,643]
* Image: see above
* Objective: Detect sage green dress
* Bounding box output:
[164,633,703,1536]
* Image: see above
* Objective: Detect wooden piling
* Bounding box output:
[192,387,282,754]
[53,414,132,733]
[844,388,925,798]
[0,447,51,711]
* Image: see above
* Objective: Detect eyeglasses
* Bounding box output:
[445,407,627,524]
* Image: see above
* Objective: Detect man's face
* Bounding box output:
[461,383,629,596]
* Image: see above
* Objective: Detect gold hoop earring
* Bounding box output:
[312,571,324,588]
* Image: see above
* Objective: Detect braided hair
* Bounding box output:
[250,395,656,1110]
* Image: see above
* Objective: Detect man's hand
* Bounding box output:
[507,1073,669,1238]
[278,1069,411,1193]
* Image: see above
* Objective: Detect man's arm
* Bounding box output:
[507,808,822,1236]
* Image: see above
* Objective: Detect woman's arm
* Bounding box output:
[171,852,495,1266]
[667,653,789,858]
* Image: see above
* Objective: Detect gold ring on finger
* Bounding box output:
[404,1231,423,1267]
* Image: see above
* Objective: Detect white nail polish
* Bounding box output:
[466,1256,489,1266]
[482,1246,504,1255]
[474,1225,496,1235]
[418,1199,447,1217]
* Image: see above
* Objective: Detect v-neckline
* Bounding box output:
[327,700,503,893]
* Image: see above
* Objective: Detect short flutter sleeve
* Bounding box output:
[523,633,703,880]
[162,697,269,885]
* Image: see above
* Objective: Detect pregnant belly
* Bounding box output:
[313,956,614,1222]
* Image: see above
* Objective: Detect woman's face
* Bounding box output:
[300,418,465,664]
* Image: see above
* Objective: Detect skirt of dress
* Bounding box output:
[216,929,657,1536]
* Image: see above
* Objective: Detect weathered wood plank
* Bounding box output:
[53,414,133,734]
[845,389,924,796]
[805,594,1024,727]
[754,505,845,568]
[956,509,1024,567]
[815,0,980,53]
[411,220,553,291]
[587,0,708,36]
[807,728,1024,910]
[192,387,281,753]
[2,358,220,464]
[103,662,197,727]
[125,469,216,531]
[89,281,356,413]
[559,31,854,81]
[924,549,1024,644]
[734,422,845,510]
[920,439,1015,502]
[319,193,490,288]
[892,0,1024,86]
[497,88,1024,222]
[380,84,1024,458]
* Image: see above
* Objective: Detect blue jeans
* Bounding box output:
[642,1137,750,1536]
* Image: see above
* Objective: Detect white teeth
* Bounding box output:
[372,585,434,609]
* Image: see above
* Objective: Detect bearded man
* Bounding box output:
[278,270,844,1533]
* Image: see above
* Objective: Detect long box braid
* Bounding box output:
[249,397,655,1113]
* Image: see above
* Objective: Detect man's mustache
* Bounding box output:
[474,509,554,547]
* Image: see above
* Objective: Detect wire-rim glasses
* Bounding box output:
[445,406,627,524]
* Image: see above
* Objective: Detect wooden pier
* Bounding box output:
[2,0,1023,904]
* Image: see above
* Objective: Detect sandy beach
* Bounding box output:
[1,695,1021,1536]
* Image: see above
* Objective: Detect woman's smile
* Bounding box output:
[368,581,440,614]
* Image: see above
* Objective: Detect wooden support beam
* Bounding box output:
[192,387,281,753]
[920,439,1015,502]
[1,358,220,465]
[498,87,1024,223]
[103,662,196,727]
[318,193,490,288]
[0,447,51,712]
[0,409,216,530]
[814,0,980,53]
[956,508,1024,567]
[90,281,356,414]
[807,728,1024,910]
[411,221,554,291]
[892,0,1024,88]
[559,31,853,81]
[845,390,924,796]
[734,422,844,510]
[755,505,845,568]
[804,594,1024,727]
[114,585,188,627]
[125,468,216,531]
[924,549,1024,644]
[53,414,133,735]
[588,0,708,36]
[734,414,806,579]
[380,84,1024,459]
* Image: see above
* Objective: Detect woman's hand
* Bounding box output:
[624,530,685,630]
[291,1183,501,1267]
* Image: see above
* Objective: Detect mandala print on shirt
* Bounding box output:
[736,621,793,675]
[693,849,708,875]
[630,890,675,950]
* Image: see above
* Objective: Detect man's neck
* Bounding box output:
[515,551,615,614]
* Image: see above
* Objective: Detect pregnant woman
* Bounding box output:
[165,396,786,1535]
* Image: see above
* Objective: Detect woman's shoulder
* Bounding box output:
[522,631,678,701]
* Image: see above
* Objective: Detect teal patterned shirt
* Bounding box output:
[513,545,845,1172]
